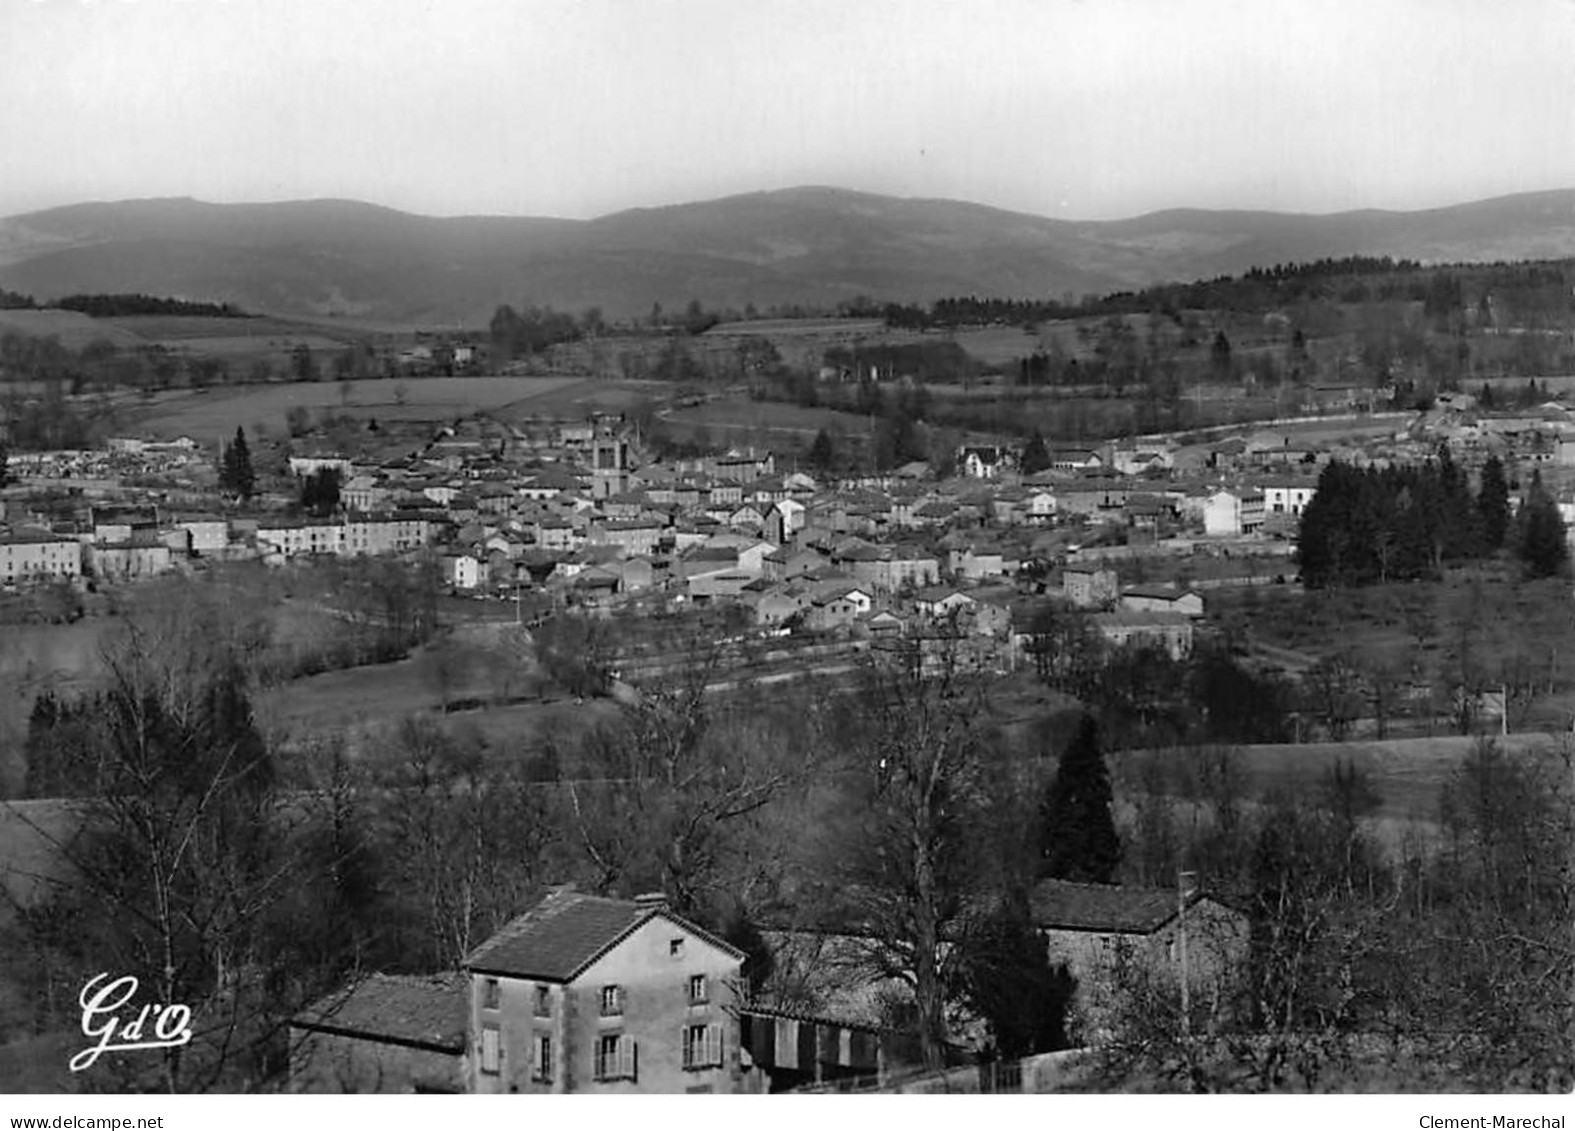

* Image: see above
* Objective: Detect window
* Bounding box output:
[482,978,500,1010]
[669,938,685,958]
[532,1033,552,1083]
[687,974,708,1004]
[682,1023,723,1070]
[595,1034,637,1081]
[480,1024,501,1075]
[600,984,624,1016]
[533,984,551,1018]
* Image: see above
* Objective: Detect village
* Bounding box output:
[6,387,1575,679]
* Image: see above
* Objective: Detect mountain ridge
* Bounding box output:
[3,186,1573,325]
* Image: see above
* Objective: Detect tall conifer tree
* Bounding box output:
[1039,714,1122,884]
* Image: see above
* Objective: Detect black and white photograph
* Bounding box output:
[0,0,1572,1113]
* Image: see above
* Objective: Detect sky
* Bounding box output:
[3,0,1574,222]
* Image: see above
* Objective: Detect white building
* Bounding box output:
[1203,489,1265,536]
[1259,479,1317,518]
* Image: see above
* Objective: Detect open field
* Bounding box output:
[705,318,887,339]
[1113,730,1570,856]
[0,309,146,349]
[950,325,1042,365]
[124,374,588,442]
[661,397,875,446]
[493,377,665,419]
[1211,572,1575,671]
[100,314,365,343]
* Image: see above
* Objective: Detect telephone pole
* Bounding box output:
[1178,868,1196,1041]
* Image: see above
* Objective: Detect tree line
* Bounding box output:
[0,290,252,318]
[1297,452,1567,588]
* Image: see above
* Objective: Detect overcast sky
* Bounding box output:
[4,0,1574,222]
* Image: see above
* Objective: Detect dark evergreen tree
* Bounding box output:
[220,426,256,500]
[1019,430,1051,475]
[1210,330,1233,378]
[300,467,342,517]
[290,342,318,382]
[1478,455,1510,551]
[953,887,1076,1058]
[1517,470,1568,579]
[1038,715,1122,883]
[806,427,835,472]
[0,431,10,488]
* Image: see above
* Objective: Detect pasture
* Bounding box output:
[125,375,589,443]
[1111,730,1571,855]
[100,314,364,344]
[0,309,145,350]
[660,397,875,447]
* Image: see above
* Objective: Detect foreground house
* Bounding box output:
[464,888,751,1094]
[1030,879,1248,1040]
[292,888,754,1093]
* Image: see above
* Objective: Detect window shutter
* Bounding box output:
[706,1024,722,1067]
[618,1037,637,1081]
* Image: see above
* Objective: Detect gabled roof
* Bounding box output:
[292,973,468,1053]
[1121,584,1198,601]
[1030,879,1202,934]
[464,889,743,982]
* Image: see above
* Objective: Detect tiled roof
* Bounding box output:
[466,889,745,983]
[1030,879,1200,934]
[1121,584,1197,601]
[293,972,468,1053]
[466,891,654,980]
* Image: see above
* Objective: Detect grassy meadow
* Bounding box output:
[124,374,589,443]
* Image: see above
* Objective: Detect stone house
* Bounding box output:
[1030,880,1248,1041]
[464,888,751,1094]
[1061,564,1118,609]
[1089,610,1194,659]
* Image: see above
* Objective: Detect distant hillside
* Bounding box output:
[2,187,1573,325]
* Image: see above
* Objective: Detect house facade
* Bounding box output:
[0,528,83,584]
[1090,610,1194,659]
[1062,564,1118,609]
[464,889,751,1094]
[1203,489,1266,536]
[1030,879,1248,1042]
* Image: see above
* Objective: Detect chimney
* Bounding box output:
[633,891,669,910]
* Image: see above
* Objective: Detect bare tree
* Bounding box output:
[9,601,298,1091]
[814,652,997,1071]
[564,646,805,917]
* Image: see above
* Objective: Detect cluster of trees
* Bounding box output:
[1098,738,1573,1092]
[52,293,252,319]
[486,304,585,360]
[1023,609,1296,750]
[0,290,251,318]
[1298,453,1567,587]
[875,258,1573,331]
[1,380,120,450]
[298,467,342,518]
[218,426,256,500]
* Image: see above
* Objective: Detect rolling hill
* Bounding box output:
[2,186,1574,326]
